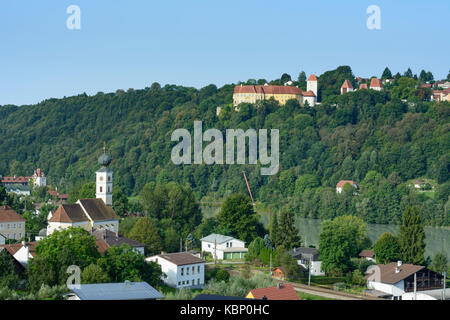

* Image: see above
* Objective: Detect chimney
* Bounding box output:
[395,267,400,274]
[397,261,402,267]
[22,241,27,247]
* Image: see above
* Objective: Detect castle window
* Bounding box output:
[108,176,111,182]
[100,187,103,192]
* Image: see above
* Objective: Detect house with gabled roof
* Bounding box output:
[200,233,247,260]
[146,252,206,289]
[67,281,164,300]
[366,261,447,300]
[336,180,358,194]
[0,206,26,241]
[246,283,300,300]
[46,198,119,236]
[341,80,354,94]
[369,77,383,91]
[92,228,145,255]
[288,247,325,276]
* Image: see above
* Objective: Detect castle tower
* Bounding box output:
[96,143,113,206]
[307,74,318,97]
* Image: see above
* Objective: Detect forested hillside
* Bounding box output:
[1,67,449,226]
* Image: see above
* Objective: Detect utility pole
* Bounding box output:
[269,252,272,275]
[443,272,447,301]
[214,239,217,265]
[308,258,312,286]
[414,272,417,301]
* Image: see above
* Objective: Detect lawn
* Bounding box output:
[296,291,335,300]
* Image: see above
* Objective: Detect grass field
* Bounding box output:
[296,291,336,300]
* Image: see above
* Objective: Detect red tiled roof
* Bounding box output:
[0,206,25,223]
[247,284,300,300]
[307,74,317,81]
[48,190,59,196]
[0,242,38,257]
[1,176,31,184]
[48,204,89,223]
[359,249,375,258]
[303,90,316,97]
[359,83,368,90]
[370,78,383,88]
[336,180,357,189]
[234,85,303,95]
[341,80,353,89]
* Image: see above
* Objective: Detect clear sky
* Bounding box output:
[0,0,449,106]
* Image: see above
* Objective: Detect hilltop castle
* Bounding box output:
[233,74,318,107]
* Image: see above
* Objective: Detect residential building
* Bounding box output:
[193,294,251,300]
[0,241,38,268]
[366,261,447,300]
[0,206,26,241]
[246,283,300,300]
[92,228,145,255]
[369,78,383,91]
[1,168,46,188]
[5,184,31,197]
[288,247,325,276]
[341,80,354,94]
[200,233,247,260]
[336,180,358,194]
[271,267,286,280]
[67,281,164,300]
[359,249,376,262]
[1,175,30,186]
[46,198,119,236]
[303,90,317,107]
[359,83,368,90]
[146,252,205,289]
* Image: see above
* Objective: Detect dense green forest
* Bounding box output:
[0,66,449,226]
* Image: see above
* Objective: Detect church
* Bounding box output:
[46,146,120,236]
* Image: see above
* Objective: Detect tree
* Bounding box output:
[113,188,129,217]
[403,68,413,78]
[381,67,392,79]
[215,269,230,282]
[128,218,163,255]
[246,237,265,262]
[269,213,280,247]
[398,206,426,265]
[373,232,400,264]
[97,244,163,286]
[297,71,307,90]
[431,252,448,274]
[281,73,292,84]
[319,215,369,275]
[216,194,262,243]
[81,264,110,284]
[274,250,302,280]
[0,250,21,289]
[68,182,95,203]
[276,209,302,250]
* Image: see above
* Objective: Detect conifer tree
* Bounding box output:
[276,209,302,250]
[398,206,426,265]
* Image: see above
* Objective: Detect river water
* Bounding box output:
[201,205,450,259]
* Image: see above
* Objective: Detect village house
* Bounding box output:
[200,233,247,260]
[340,79,354,94]
[1,168,46,188]
[0,241,38,268]
[271,267,286,280]
[288,247,325,276]
[336,180,358,194]
[246,283,300,300]
[369,77,383,91]
[366,261,448,300]
[5,184,31,197]
[359,249,376,262]
[0,206,26,241]
[92,228,145,255]
[146,252,206,289]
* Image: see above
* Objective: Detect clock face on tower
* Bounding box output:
[99,176,104,181]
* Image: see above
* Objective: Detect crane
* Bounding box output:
[242,170,255,205]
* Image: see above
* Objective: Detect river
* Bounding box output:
[201,205,450,259]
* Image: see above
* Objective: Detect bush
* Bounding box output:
[216,269,230,282]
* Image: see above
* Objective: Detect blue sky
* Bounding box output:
[0,0,449,106]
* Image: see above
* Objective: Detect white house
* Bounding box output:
[366,261,447,300]
[146,252,205,289]
[32,168,46,187]
[288,247,325,276]
[341,80,354,94]
[0,241,38,268]
[200,233,247,260]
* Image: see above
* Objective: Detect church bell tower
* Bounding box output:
[96,142,113,206]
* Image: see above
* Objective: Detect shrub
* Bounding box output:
[216,269,230,282]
